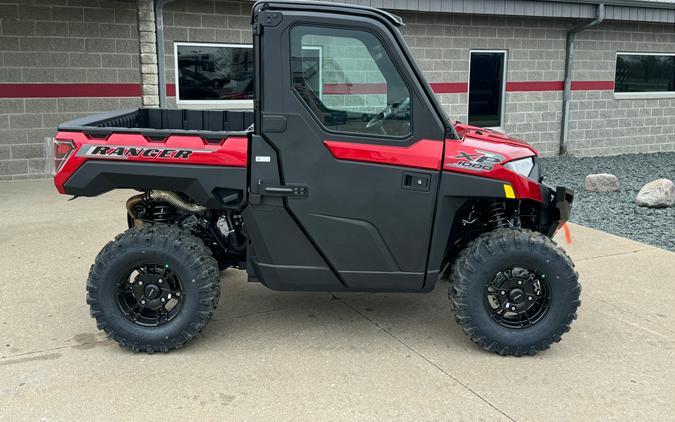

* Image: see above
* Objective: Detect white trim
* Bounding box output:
[301,45,323,99]
[616,51,675,56]
[174,42,254,109]
[614,91,675,99]
[467,50,508,131]
[614,51,675,97]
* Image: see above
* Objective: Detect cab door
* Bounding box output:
[247,6,447,291]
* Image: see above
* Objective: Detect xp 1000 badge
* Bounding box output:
[446,150,504,172]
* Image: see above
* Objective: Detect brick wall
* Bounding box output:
[0,0,141,180]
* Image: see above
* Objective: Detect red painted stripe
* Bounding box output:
[0,80,616,99]
[323,83,387,95]
[506,81,564,92]
[506,80,615,92]
[166,83,176,96]
[571,80,615,91]
[324,139,443,171]
[429,82,469,93]
[0,83,141,98]
[321,82,469,95]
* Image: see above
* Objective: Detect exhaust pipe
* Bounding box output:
[126,190,207,219]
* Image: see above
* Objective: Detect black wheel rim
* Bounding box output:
[484,266,551,329]
[115,263,184,327]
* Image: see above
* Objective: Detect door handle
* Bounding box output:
[402,172,431,192]
[261,183,308,198]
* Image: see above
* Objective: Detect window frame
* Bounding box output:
[467,50,508,131]
[614,51,675,100]
[298,45,324,99]
[289,24,414,140]
[173,42,254,109]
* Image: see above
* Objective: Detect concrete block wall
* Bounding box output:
[0,0,142,180]
[2,0,675,181]
[399,12,569,156]
[567,21,675,155]
[161,1,675,156]
[397,12,675,156]
[138,0,158,107]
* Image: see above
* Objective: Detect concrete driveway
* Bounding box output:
[1,180,674,421]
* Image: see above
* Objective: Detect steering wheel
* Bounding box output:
[365,97,410,131]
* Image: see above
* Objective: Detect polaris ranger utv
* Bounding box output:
[53,1,578,356]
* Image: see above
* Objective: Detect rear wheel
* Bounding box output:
[449,228,580,356]
[86,225,220,353]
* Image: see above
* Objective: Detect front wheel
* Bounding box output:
[449,229,580,356]
[86,225,220,353]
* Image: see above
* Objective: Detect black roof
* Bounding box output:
[252,0,404,26]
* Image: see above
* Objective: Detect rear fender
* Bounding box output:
[53,131,249,209]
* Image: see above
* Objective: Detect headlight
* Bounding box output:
[504,157,535,178]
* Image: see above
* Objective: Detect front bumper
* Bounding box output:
[541,184,574,237]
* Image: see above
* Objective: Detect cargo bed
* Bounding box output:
[54,108,252,209]
[57,108,254,139]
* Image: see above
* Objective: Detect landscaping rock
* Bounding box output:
[585,173,619,192]
[635,178,675,208]
[541,152,675,252]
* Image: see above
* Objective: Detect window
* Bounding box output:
[468,51,506,128]
[174,43,254,107]
[291,26,411,138]
[615,53,675,94]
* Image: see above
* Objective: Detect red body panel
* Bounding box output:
[323,124,542,202]
[323,139,444,171]
[445,122,541,202]
[53,131,248,194]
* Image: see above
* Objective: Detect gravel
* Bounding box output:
[541,152,675,252]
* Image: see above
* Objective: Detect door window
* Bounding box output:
[468,51,506,128]
[291,26,411,138]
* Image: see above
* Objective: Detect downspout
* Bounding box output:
[559,3,605,155]
[154,0,176,108]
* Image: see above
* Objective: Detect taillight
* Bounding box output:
[53,139,75,173]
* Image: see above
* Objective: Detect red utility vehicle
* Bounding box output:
[53,1,578,355]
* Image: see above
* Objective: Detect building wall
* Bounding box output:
[397,11,675,156]
[567,21,675,155]
[162,3,675,156]
[397,12,568,156]
[1,0,675,180]
[0,0,141,180]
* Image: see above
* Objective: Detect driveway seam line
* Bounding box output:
[0,341,108,361]
[575,249,655,262]
[587,294,675,336]
[332,294,517,422]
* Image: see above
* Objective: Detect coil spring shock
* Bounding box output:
[147,202,175,223]
[487,201,508,229]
